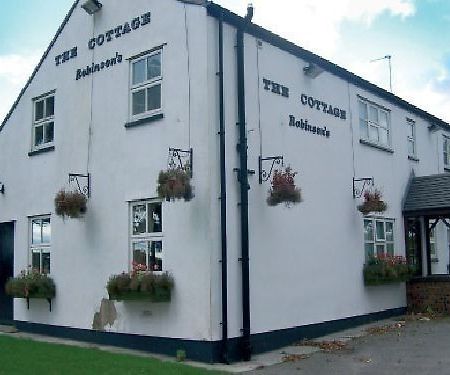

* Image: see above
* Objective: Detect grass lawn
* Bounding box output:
[0,335,224,374]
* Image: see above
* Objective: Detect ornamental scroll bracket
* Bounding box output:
[258,155,284,184]
[353,177,374,199]
[167,148,193,177]
[69,173,90,198]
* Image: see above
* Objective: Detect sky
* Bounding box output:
[1,0,449,123]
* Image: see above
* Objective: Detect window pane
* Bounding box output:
[132,204,147,235]
[132,89,146,115]
[35,100,44,121]
[379,111,388,128]
[376,244,385,256]
[45,122,54,143]
[369,125,379,143]
[385,222,394,241]
[386,244,394,256]
[364,220,373,241]
[132,241,148,269]
[132,59,146,85]
[46,96,54,117]
[360,119,368,139]
[379,128,388,146]
[32,250,41,273]
[147,84,161,112]
[359,101,368,120]
[148,203,162,233]
[42,252,50,274]
[365,243,374,259]
[408,123,414,138]
[369,106,378,123]
[147,53,161,80]
[408,140,415,156]
[42,219,51,244]
[32,220,42,244]
[376,221,385,240]
[151,241,163,271]
[34,126,44,147]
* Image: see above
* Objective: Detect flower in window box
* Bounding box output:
[54,189,87,219]
[5,270,56,300]
[157,168,194,202]
[357,189,387,215]
[267,167,302,207]
[363,254,416,286]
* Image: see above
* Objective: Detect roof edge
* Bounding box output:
[206,2,450,131]
[1,0,80,131]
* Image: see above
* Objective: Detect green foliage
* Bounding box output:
[5,270,56,299]
[55,189,87,219]
[363,254,416,286]
[176,349,187,362]
[267,167,302,207]
[107,270,174,302]
[157,168,193,202]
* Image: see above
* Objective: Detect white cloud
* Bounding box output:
[0,53,40,121]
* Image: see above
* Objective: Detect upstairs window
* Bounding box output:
[444,136,450,168]
[406,118,416,158]
[130,50,162,118]
[32,93,55,150]
[359,99,391,148]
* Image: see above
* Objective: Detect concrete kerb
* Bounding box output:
[0,317,403,373]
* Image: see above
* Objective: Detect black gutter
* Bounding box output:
[206,3,450,132]
[236,5,253,362]
[217,11,229,364]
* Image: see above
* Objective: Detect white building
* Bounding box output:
[0,0,449,362]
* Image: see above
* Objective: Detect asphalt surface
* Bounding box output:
[244,317,450,375]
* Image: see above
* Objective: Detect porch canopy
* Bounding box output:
[403,173,450,276]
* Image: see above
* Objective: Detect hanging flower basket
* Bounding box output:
[55,189,87,219]
[357,189,387,215]
[157,168,193,202]
[363,255,416,286]
[267,167,302,207]
[107,264,174,302]
[5,270,56,300]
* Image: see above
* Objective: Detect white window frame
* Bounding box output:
[364,217,395,260]
[444,135,450,168]
[29,215,51,274]
[406,118,416,158]
[359,98,391,148]
[32,93,55,151]
[129,49,163,120]
[129,200,164,272]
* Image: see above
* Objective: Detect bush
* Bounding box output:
[55,189,87,219]
[267,167,302,207]
[363,254,415,286]
[358,189,387,215]
[157,168,193,202]
[107,264,174,302]
[5,270,56,299]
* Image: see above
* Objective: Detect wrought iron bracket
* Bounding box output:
[69,173,90,197]
[168,148,193,177]
[258,156,284,184]
[353,177,374,199]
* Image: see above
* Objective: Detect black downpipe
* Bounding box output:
[218,12,229,364]
[236,5,253,362]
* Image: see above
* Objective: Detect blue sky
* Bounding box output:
[1,0,449,122]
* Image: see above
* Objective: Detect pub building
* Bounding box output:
[0,0,449,363]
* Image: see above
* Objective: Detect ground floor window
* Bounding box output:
[130,200,163,271]
[30,216,51,274]
[364,218,394,259]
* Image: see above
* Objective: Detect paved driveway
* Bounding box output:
[244,317,450,375]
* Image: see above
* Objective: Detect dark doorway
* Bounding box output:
[0,222,14,324]
[405,218,422,276]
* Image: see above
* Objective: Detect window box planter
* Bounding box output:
[107,268,174,303]
[267,167,302,207]
[5,270,56,300]
[55,189,87,219]
[363,255,415,286]
[157,168,193,202]
[358,189,387,215]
